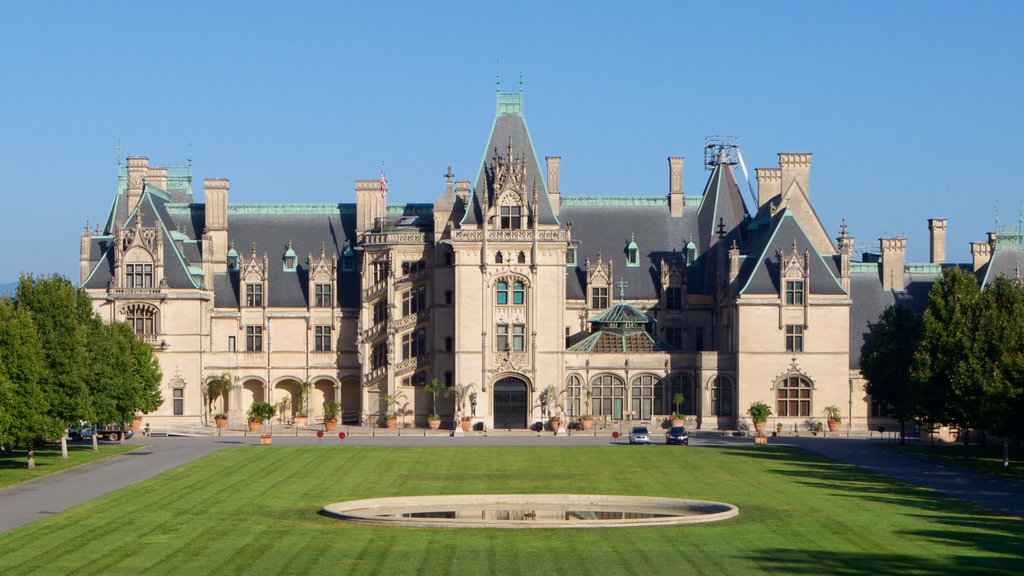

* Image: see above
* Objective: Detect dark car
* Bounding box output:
[68,424,94,441]
[665,426,689,445]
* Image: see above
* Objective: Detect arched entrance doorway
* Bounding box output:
[493,376,529,429]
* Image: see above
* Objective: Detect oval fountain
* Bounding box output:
[322,494,738,529]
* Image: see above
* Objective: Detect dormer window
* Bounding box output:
[785,280,805,305]
[341,245,355,272]
[500,205,522,229]
[227,242,239,271]
[685,240,696,265]
[246,283,263,307]
[125,263,153,288]
[566,247,577,266]
[626,235,640,267]
[282,241,297,272]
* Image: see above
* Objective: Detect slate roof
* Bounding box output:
[737,208,845,296]
[696,161,749,253]
[980,236,1024,287]
[461,103,559,228]
[561,203,693,300]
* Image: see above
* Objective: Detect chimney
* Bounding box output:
[668,156,684,217]
[454,180,471,204]
[880,237,906,291]
[356,179,386,235]
[80,226,91,286]
[125,156,149,215]
[546,156,561,215]
[971,240,992,272]
[202,178,230,279]
[147,167,167,190]
[927,218,947,263]
[778,153,812,200]
[756,167,781,207]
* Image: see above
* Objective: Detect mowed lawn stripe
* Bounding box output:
[0,445,1020,575]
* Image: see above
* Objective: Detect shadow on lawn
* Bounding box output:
[715,444,1024,574]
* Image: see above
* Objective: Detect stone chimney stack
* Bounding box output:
[80,226,91,286]
[880,237,907,291]
[756,167,782,207]
[454,180,471,204]
[971,240,993,272]
[928,218,947,264]
[546,156,561,215]
[668,156,684,217]
[202,178,230,279]
[356,179,386,235]
[125,156,149,216]
[778,153,812,200]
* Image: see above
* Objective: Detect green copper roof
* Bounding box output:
[587,301,651,326]
[496,91,523,117]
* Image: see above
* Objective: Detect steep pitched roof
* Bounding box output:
[696,161,749,253]
[737,208,845,296]
[461,92,559,227]
[980,226,1024,287]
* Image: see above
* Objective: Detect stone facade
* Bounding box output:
[80,91,1024,433]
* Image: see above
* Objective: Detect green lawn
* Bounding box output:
[0,443,138,488]
[886,442,1024,484]
[0,445,1020,575]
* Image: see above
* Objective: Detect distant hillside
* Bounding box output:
[0,282,17,297]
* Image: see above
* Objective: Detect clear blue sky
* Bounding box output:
[1,1,1021,283]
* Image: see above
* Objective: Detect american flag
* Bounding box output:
[379,166,387,199]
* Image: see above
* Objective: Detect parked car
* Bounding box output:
[68,424,94,441]
[665,425,689,445]
[629,425,651,445]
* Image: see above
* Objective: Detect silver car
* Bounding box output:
[629,425,651,444]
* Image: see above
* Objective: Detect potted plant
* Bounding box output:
[775,422,784,435]
[539,385,565,433]
[446,383,476,431]
[381,390,407,429]
[206,373,232,425]
[214,412,229,429]
[424,378,445,430]
[813,420,824,435]
[823,405,841,433]
[293,379,313,427]
[671,392,686,426]
[247,401,276,433]
[577,389,595,431]
[747,401,772,435]
[322,401,342,432]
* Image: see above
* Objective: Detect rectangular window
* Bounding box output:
[371,342,387,370]
[401,260,426,275]
[314,283,332,307]
[227,336,236,352]
[512,324,525,351]
[665,326,683,350]
[173,388,183,416]
[695,327,705,352]
[591,286,608,310]
[496,324,509,352]
[402,286,426,316]
[444,290,452,305]
[125,263,154,288]
[315,325,332,352]
[373,300,389,324]
[496,282,508,305]
[566,247,577,266]
[245,325,263,352]
[403,372,427,387]
[871,399,891,418]
[500,205,522,229]
[246,283,263,307]
[786,280,805,305]
[666,287,683,310]
[512,283,525,305]
[342,254,355,272]
[402,329,426,360]
[445,336,453,352]
[786,325,804,352]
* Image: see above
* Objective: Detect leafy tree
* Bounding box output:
[977,276,1024,468]
[0,298,61,468]
[14,274,95,459]
[87,321,163,444]
[911,267,985,458]
[860,304,923,443]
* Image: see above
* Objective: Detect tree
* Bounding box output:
[15,274,95,459]
[87,321,163,445]
[860,303,924,443]
[977,276,1024,468]
[911,267,985,458]
[206,373,233,421]
[0,298,61,468]
[423,378,445,419]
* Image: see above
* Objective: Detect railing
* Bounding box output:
[362,279,387,301]
[366,365,387,383]
[452,229,570,242]
[395,268,429,287]
[394,355,429,376]
[390,309,428,333]
[360,231,428,246]
[362,320,387,342]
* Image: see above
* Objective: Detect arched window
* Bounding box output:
[496,281,508,305]
[517,251,526,264]
[776,376,812,417]
[668,375,694,415]
[124,303,158,339]
[512,282,525,305]
[495,251,504,264]
[592,374,625,420]
[711,377,733,416]
[565,374,584,417]
[630,375,663,420]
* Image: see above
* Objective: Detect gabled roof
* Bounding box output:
[737,208,845,296]
[696,161,748,253]
[980,225,1024,287]
[461,92,559,227]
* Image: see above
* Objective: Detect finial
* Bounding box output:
[84,220,90,233]
[995,200,1000,227]
[716,217,726,239]
[792,237,798,252]
[116,140,121,167]
[250,242,257,257]
[187,140,193,167]
[630,232,635,243]
[496,59,501,92]
[617,277,628,301]
[518,72,523,93]
[730,239,738,250]
[444,165,454,182]
[840,218,848,238]
[320,242,326,258]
